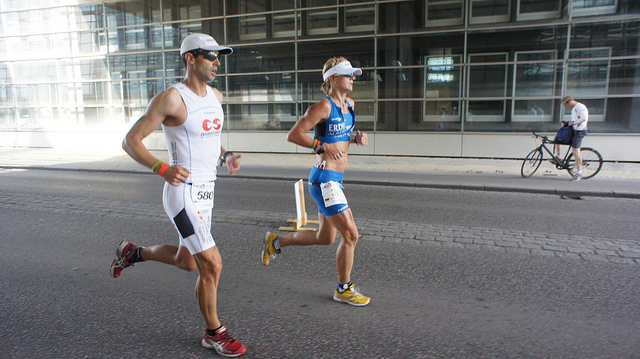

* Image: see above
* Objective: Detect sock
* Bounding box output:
[128,247,145,263]
[207,326,223,336]
[337,282,352,293]
[273,239,281,252]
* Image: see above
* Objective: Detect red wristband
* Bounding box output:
[158,163,169,176]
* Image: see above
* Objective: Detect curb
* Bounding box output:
[3,164,639,199]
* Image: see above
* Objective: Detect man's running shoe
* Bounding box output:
[571,172,584,182]
[202,326,247,357]
[109,240,138,278]
[262,232,280,266]
[333,284,371,307]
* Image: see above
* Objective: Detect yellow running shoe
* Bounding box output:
[333,284,370,307]
[262,232,280,266]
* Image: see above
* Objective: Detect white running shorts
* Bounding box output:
[162,182,216,255]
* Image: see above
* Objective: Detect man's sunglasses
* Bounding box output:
[191,50,219,62]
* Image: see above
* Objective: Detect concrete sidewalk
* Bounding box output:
[1,147,639,198]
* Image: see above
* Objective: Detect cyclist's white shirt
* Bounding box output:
[162,82,223,184]
[571,102,588,131]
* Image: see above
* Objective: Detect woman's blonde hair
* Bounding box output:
[321,56,348,95]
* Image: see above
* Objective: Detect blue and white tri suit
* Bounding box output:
[309,97,355,217]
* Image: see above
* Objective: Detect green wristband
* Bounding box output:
[151,160,164,173]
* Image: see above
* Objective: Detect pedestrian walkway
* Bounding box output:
[2,147,638,198]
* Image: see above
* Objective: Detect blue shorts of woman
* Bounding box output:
[572,130,587,149]
[308,166,349,217]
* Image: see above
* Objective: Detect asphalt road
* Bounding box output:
[1,169,639,358]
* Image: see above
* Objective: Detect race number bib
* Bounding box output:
[320,181,347,207]
[191,182,215,210]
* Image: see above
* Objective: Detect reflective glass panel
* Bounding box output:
[76,30,108,55]
[571,22,640,57]
[74,5,104,31]
[378,68,423,99]
[608,59,640,95]
[566,49,611,97]
[226,74,296,103]
[227,43,295,73]
[378,34,464,68]
[345,5,375,33]
[0,109,16,129]
[109,53,165,80]
[378,1,424,33]
[514,51,557,97]
[108,25,163,53]
[426,0,464,26]
[105,1,160,27]
[519,0,560,14]
[298,38,373,71]
[513,100,553,123]
[468,54,508,98]
[162,0,223,21]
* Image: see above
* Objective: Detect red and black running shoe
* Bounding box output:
[201,326,247,357]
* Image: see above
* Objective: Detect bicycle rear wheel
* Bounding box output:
[521,148,543,178]
[566,147,603,179]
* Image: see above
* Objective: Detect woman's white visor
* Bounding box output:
[323,61,363,81]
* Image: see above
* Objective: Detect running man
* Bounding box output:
[262,57,371,307]
[110,33,246,357]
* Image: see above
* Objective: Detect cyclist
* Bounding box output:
[561,96,589,181]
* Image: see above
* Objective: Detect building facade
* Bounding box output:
[1,0,639,160]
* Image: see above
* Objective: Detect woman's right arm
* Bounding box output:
[287,100,345,160]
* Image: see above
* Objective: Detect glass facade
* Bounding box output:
[1,0,639,135]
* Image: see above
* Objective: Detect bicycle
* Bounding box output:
[521,131,603,179]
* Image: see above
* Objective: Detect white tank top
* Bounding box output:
[162,82,224,184]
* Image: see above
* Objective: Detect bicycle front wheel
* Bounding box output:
[566,147,603,179]
[521,148,543,178]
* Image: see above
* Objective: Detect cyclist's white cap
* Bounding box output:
[323,61,362,81]
[180,33,233,56]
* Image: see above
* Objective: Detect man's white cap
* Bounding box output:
[323,61,362,81]
[180,33,233,56]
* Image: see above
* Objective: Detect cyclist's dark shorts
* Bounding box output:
[572,130,587,149]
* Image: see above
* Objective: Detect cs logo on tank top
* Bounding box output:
[201,118,222,138]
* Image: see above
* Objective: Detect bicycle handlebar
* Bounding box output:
[532,131,549,142]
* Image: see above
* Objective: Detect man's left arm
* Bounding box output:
[213,87,242,175]
[220,146,242,175]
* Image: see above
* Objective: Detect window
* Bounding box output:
[572,0,617,17]
[512,51,557,122]
[425,0,464,27]
[345,5,375,33]
[514,51,557,97]
[470,0,510,24]
[273,11,301,38]
[565,48,611,122]
[307,9,338,35]
[424,55,462,124]
[467,53,508,122]
[517,0,560,21]
[239,15,267,40]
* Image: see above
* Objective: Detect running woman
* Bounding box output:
[111,33,246,357]
[262,57,370,306]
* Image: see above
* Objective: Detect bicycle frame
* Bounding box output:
[537,138,572,169]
